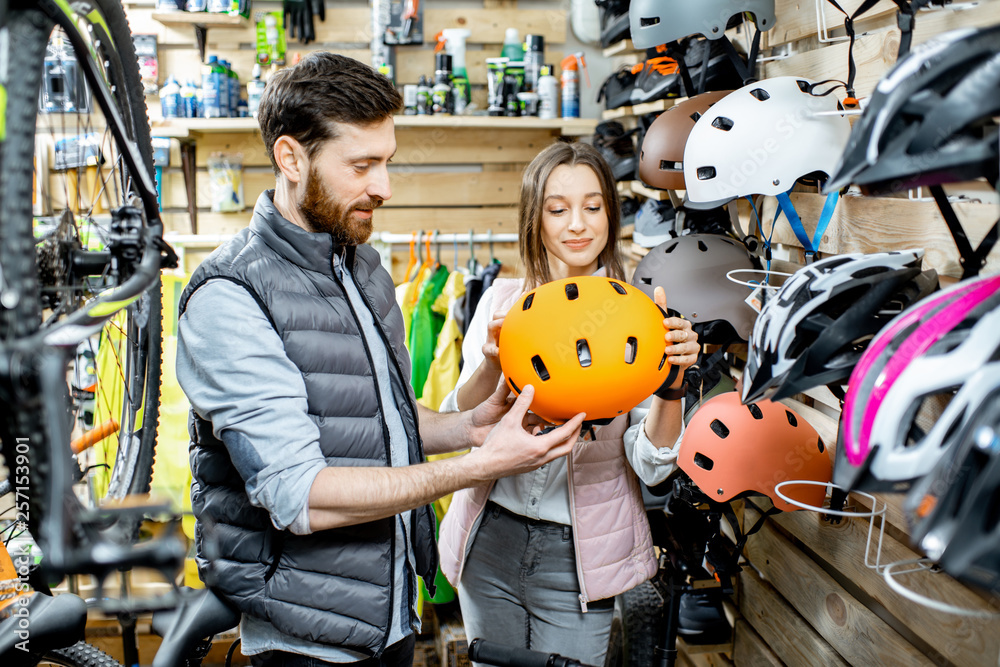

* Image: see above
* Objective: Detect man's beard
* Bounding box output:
[298,166,382,246]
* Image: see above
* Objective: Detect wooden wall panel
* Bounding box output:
[739,568,847,666]
[746,503,1000,667]
[758,192,1000,279]
[732,620,784,667]
[743,518,936,666]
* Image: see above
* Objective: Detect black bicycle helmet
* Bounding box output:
[825,24,1000,195]
[742,250,939,404]
[905,368,1000,592]
[631,234,758,343]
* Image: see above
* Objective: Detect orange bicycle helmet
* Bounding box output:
[498,276,672,424]
[678,392,831,511]
[638,90,733,191]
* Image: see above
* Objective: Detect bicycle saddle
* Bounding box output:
[151,586,240,667]
[0,592,87,665]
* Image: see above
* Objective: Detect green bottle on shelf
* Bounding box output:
[501,27,524,61]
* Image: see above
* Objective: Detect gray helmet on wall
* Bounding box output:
[631,234,758,342]
[629,0,775,49]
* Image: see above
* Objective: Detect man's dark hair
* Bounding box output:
[258,52,403,174]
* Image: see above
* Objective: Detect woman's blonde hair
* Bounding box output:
[518,142,625,289]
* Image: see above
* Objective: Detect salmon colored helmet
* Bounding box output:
[678,392,832,511]
[498,276,672,424]
[638,90,733,191]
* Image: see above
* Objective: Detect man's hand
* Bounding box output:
[466,381,545,446]
[465,385,584,482]
[655,285,700,378]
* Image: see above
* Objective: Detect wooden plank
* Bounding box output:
[747,503,1000,667]
[161,169,523,209]
[187,128,557,168]
[162,205,519,237]
[423,9,566,45]
[759,192,1000,279]
[732,619,784,667]
[765,0,897,48]
[739,567,847,667]
[761,30,899,100]
[742,512,935,666]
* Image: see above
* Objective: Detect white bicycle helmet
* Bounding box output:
[834,273,1000,493]
[629,0,775,49]
[684,77,851,207]
[742,250,938,403]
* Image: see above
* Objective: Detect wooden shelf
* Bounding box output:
[151,11,248,28]
[151,115,599,138]
[602,39,641,57]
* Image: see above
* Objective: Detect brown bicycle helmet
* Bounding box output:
[631,234,757,342]
[678,392,832,511]
[498,276,672,424]
[639,91,733,191]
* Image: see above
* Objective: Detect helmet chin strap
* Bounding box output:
[930,184,1000,279]
[774,189,840,264]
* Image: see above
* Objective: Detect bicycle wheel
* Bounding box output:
[0,0,162,546]
[40,641,123,667]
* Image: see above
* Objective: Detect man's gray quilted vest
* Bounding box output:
[180,191,438,655]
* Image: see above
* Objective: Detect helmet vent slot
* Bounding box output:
[697,166,717,181]
[565,282,580,300]
[640,16,660,28]
[694,452,715,470]
[749,88,770,102]
[658,354,667,371]
[576,340,593,368]
[689,111,702,123]
[664,242,678,254]
[508,378,521,394]
[748,404,764,420]
[795,79,811,93]
[624,337,638,364]
[712,116,734,131]
[610,281,628,295]
[785,410,798,427]
[531,355,551,381]
[710,419,730,438]
[698,240,708,252]
[640,276,652,285]
[523,293,534,310]
[817,438,825,454]
[660,159,681,171]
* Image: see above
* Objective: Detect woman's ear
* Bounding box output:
[273,136,307,184]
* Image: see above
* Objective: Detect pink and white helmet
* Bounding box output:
[835,273,1000,493]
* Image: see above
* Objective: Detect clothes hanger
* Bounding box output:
[467,227,481,275]
[404,231,418,282]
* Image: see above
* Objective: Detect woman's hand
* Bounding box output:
[482,313,505,370]
[654,286,700,380]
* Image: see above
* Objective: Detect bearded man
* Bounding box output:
[175,52,583,667]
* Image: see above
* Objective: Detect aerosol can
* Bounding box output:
[560,52,589,119]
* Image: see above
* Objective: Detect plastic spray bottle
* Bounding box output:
[441,28,471,114]
[560,52,589,119]
[247,62,266,118]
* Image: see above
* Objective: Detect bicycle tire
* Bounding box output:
[604,580,663,667]
[0,0,161,546]
[39,641,123,667]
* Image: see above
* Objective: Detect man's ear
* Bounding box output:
[273,136,307,184]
